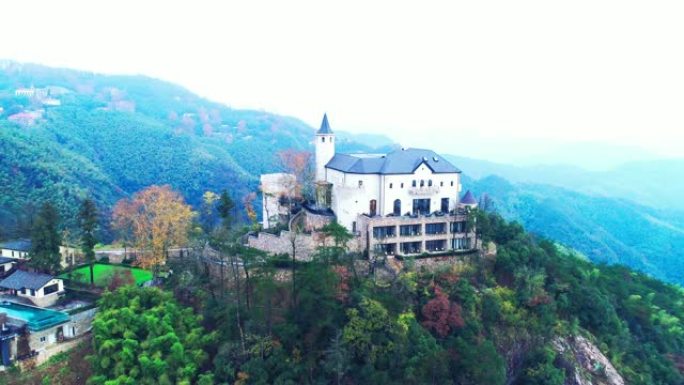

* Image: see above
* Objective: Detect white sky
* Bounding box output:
[2,0,683,165]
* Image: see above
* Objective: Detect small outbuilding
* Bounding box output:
[0,271,64,307]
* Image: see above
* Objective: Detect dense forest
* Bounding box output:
[9,210,684,385]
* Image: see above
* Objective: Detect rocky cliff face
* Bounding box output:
[554,335,625,385]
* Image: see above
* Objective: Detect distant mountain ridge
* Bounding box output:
[447,154,684,211]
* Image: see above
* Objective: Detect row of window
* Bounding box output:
[374,238,471,255]
[387,180,456,189]
[369,198,457,217]
[372,221,467,238]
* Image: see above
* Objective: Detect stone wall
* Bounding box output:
[247,231,318,261]
[247,230,362,260]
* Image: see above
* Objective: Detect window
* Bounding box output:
[401,183,404,188]
[373,226,396,238]
[393,199,402,216]
[40,336,46,342]
[425,223,446,235]
[428,180,433,187]
[451,181,454,186]
[420,180,425,187]
[412,199,431,215]
[441,198,450,213]
[426,240,446,252]
[321,137,325,142]
[389,183,393,189]
[352,221,357,232]
[20,288,26,295]
[369,199,377,216]
[43,283,59,295]
[451,221,466,233]
[412,180,416,187]
[11,251,14,257]
[30,289,36,296]
[440,181,444,187]
[358,180,363,187]
[400,242,422,254]
[400,224,422,236]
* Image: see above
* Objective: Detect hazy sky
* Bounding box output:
[2,0,683,166]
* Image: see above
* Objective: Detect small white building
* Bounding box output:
[260,173,297,229]
[0,258,17,277]
[0,240,80,268]
[0,240,31,260]
[0,271,65,307]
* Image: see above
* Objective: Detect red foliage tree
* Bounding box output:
[421,285,465,338]
[332,265,351,302]
[107,269,136,291]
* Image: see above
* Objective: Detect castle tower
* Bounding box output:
[315,113,335,182]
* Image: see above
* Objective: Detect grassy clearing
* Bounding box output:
[60,263,152,286]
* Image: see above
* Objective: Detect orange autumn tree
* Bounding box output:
[112,185,195,271]
[277,149,313,198]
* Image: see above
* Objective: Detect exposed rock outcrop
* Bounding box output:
[554,335,624,385]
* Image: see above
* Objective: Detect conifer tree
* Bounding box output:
[29,202,62,274]
[78,198,98,285]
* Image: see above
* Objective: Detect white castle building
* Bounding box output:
[256,114,478,258]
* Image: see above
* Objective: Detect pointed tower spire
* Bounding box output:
[317,113,333,134]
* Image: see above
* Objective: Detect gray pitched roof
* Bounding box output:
[0,239,31,252]
[461,190,478,205]
[317,113,333,134]
[0,257,16,265]
[326,148,461,175]
[0,270,56,290]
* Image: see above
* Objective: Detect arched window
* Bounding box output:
[393,199,401,216]
[322,137,325,142]
[369,200,377,216]
[420,180,425,187]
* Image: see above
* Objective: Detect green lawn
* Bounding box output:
[60,263,153,286]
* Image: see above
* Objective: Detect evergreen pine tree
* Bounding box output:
[79,198,99,285]
[29,202,62,274]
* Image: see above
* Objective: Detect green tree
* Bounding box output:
[78,198,98,285]
[29,202,62,274]
[88,286,216,385]
[217,190,235,231]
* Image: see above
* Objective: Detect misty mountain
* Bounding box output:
[447,154,684,212]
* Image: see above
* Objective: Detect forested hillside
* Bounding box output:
[0,62,393,238]
[464,176,684,285]
[91,213,684,385]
